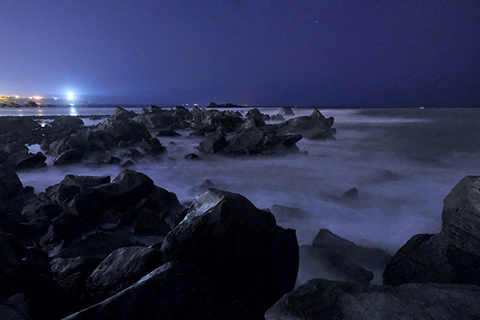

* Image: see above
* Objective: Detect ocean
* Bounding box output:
[5,106,479,254]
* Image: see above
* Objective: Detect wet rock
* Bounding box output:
[98,118,151,144]
[140,137,166,155]
[51,117,84,129]
[265,279,480,320]
[156,129,180,136]
[271,205,310,221]
[60,175,111,190]
[341,187,358,200]
[3,151,47,170]
[161,189,299,317]
[87,246,163,301]
[277,108,336,140]
[279,107,295,116]
[0,168,26,216]
[184,153,200,160]
[113,107,136,120]
[270,114,285,121]
[54,149,83,165]
[0,236,26,302]
[384,176,480,286]
[120,160,134,167]
[63,262,222,320]
[313,229,392,272]
[4,143,28,155]
[198,130,228,153]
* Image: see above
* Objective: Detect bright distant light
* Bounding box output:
[67,92,75,100]
[54,97,58,100]
[15,95,19,99]
[33,96,43,100]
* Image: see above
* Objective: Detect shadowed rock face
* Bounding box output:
[64,262,223,320]
[265,279,480,320]
[384,176,480,286]
[161,189,299,318]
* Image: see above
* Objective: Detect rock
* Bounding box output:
[113,107,136,120]
[46,184,81,208]
[54,149,83,165]
[87,246,163,301]
[383,176,480,286]
[120,160,134,167]
[133,209,172,236]
[184,153,200,160]
[3,151,47,170]
[265,279,480,320]
[51,117,84,129]
[313,229,392,272]
[140,138,166,155]
[111,169,154,199]
[60,175,111,191]
[0,293,30,320]
[156,129,180,136]
[25,100,38,107]
[198,130,228,153]
[49,230,145,259]
[271,205,310,221]
[0,168,26,216]
[270,114,285,121]
[298,245,373,285]
[98,118,151,144]
[161,189,299,317]
[341,187,358,201]
[277,108,336,140]
[0,236,26,303]
[4,143,28,155]
[279,107,295,116]
[63,262,222,320]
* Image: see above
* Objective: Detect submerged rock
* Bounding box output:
[384,176,480,286]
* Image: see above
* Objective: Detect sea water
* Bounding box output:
[9,106,480,253]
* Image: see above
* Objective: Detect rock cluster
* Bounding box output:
[0,169,298,319]
[266,176,480,319]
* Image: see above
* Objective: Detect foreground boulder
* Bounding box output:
[265,279,480,320]
[63,262,222,320]
[384,176,480,286]
[161,189,299,318]
[277,108,336,140]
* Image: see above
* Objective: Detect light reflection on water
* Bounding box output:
[69,106,78,116]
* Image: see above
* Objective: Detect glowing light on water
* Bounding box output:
[69,106,77,116]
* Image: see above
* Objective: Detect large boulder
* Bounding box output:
[265,279,480,320]
[0,168,25,216]
[277,108,336,140]
[384,176,480,286]
[161,189,299,317]
[113,107,136,120]
[98,118,151,144]
[63,262,222,320]
[87,246,163,301]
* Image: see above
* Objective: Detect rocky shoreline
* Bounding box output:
[1,107,479,319]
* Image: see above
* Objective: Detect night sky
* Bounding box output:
[1,1,479,106]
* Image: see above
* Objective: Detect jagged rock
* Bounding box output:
[0,293,30,320]
[341,187,358,201]
[161,189,299,317]
[51,117,84,129]
[63,262,222,320]
[270,114,285,121]
[60,175,111,191]
[54,149,83,165]
[384,176,480,286]
[0,236,26,303]
[87,246,163,301]
[113,107,136,120]
[313,229,392,272]
[4,143,28,155]
[271,205,310,221]
[49,230,145,259]
[98,118,151,143]
[265,279,480,320]
[140,138,166,155]
[277,108,335,140]
[156,129,180,136]
[3,151,47,170]
[0,168,26,216]
[133,209,172,236]
[198,130,228,153]
[279,107,295,116]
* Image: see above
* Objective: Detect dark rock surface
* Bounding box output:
[87,246,163,301]
[265,279,480,320]
[384,176,480,286]
[63,262,222,320]
[161,189,299,318]
[277,108,336,140]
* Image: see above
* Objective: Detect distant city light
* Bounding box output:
[54,97,58,100]
[67,92,75,100]
[32,96,43,100]
[15,95,19,99]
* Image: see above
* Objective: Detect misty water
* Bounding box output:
[9,107,480,257]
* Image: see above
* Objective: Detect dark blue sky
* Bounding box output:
[1,1,479,106]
